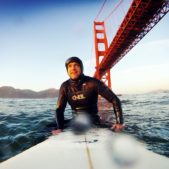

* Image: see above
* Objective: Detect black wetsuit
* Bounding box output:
[56,74,123,129]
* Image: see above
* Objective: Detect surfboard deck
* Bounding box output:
[0,128,169,169]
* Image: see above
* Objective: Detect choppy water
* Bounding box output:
[0,91,169,162]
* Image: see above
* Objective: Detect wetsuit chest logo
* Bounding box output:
[72,94,86,100]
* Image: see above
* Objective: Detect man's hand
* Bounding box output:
[52,129,62,135]
[111,124,125,132]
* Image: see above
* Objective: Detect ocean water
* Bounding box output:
[0,91,169,162]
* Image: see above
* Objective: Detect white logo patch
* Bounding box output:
[72,94,86,100]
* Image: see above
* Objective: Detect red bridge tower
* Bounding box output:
[94,21,111,88]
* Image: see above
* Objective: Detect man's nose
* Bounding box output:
[71,65,76,70]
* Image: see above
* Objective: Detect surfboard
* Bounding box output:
[0,128,169,169]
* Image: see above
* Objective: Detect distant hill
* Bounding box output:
[0,86,59,98]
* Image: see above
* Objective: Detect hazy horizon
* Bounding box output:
[0,85,168,95]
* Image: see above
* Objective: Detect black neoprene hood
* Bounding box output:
[65,57,83,73]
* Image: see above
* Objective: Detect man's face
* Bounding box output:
[67,62,81,80]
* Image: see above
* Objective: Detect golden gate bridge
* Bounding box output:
[93,0,169,88]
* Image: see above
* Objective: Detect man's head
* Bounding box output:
[65,57,83,80]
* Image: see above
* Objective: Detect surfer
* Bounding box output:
[53,57,124,134]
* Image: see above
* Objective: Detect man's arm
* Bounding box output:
[112,96,123,124]
[97,80,124,126]
[111,97,124,132]
[55,83,67,130]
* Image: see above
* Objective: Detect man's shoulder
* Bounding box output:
[85,76,100,86]
[60,79,69,88]
[84,75,98,82]
[84,75,100,85]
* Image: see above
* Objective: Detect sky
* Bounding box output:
[0,0,169,94]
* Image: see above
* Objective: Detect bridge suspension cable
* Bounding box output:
[95,0,108,21]
[104,0,124,21]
